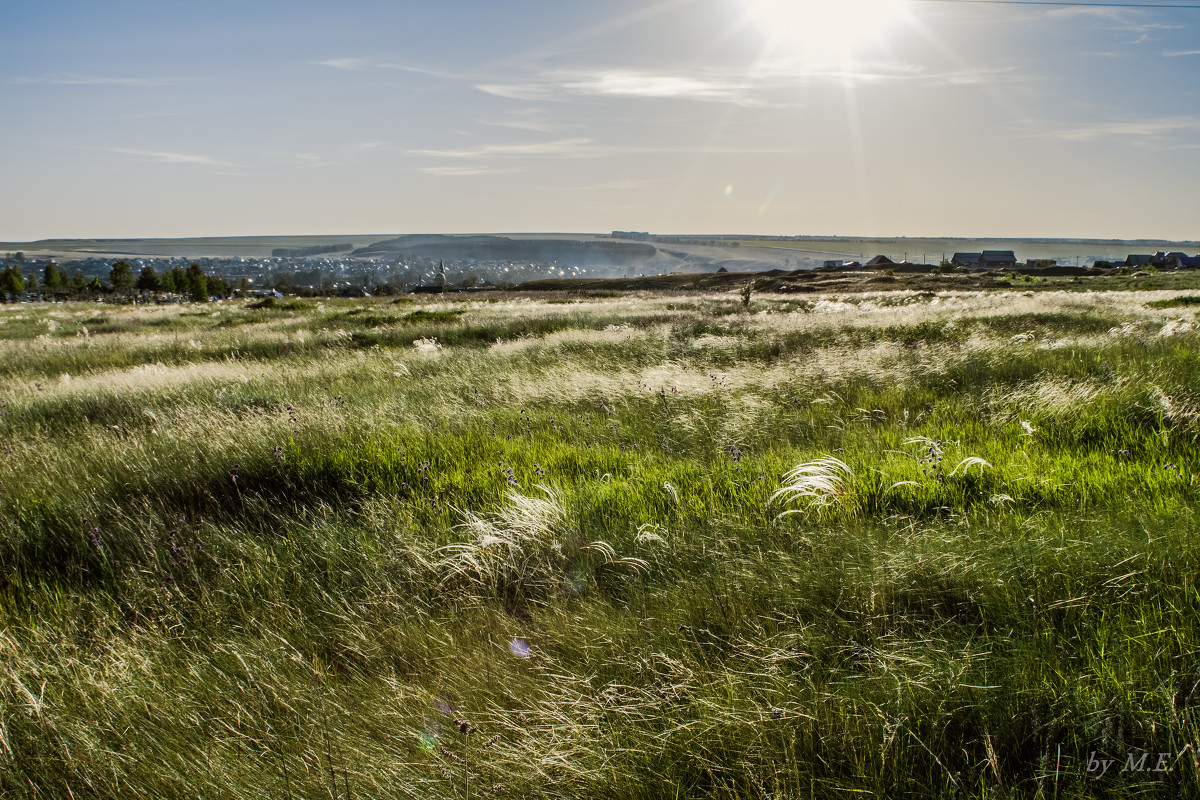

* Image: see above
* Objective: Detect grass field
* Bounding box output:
[1,286,1199,798]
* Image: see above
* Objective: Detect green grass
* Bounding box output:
[1148,295,1200,309]
[1,288,1199,798]
[404,309,467,323]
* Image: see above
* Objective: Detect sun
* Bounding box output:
[745,0,909,67]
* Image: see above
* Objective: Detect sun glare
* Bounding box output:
[746,0,909,66]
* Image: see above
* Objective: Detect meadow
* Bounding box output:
[1,286,1198,798]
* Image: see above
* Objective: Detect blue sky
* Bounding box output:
[2,0,1198,239]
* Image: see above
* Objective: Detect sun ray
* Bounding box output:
[841,78,876,233]
[897,5,1036,124]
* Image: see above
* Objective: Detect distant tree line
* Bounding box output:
[271,243,352,258]
[1,260,230,303]
[650,236,739,247]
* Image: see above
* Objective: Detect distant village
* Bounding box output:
[0,251,613,303]
[2,242,1199,303]
[822,249,1200,271]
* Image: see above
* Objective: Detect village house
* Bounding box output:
[979,250,1018,268]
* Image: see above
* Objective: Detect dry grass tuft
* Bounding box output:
[771,456,855,518]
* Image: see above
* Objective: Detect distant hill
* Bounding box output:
[352,234,659,265]
[272,243,352,258]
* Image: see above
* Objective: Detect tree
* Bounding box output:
[71,272,87,291]
[26,271,38,291]
[169,267,187,294]
[109,260,135,291]
[136,265,161,292]
[185,263,207,302]
[43,263,66,292]
[207,275,230,298]
[1,266,27,297]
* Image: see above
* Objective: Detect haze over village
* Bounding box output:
[3,230,1200,302]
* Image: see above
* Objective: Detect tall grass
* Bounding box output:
[1,289,1198,797]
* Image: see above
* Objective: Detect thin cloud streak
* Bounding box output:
[420,166,518,176]
[312,57,463,81]
[1045,117,1200,142]
[1042,6,1181,31]
[11,75,189,87]
[559,72,744,100]
[485,118,563,133]
[411,137,790,162]
[410,138,597,159]
[481,109,564,134]
[476,61,1026,106]
[478,70,764,105]
[106,147,230,166]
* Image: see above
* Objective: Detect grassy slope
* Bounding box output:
[1,289,1199,798]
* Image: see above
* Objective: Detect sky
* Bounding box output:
[2,0,1199,240]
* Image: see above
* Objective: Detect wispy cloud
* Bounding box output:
[485,118,562,133]
[482,109,564,134]
[11,75,187,87]
[411,138,788,167]
[476,61,1023,106]
[420,166,517,176]
[1045,6,1177,26]
[312,57,461,80]
[475,82,556,102]
[1045,6,1129,22]
[1165,50,1200,57]
[559,71,745,101]
[478,69,755,104]
[410,138,596,160]
[313,57,373,71]
[348,141,393,153]
[1045,117,1200,142]
[106,147,230,166]
[748,59,1024,87]
[932,66,1026,86]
